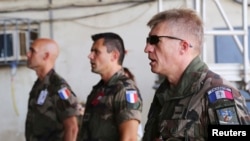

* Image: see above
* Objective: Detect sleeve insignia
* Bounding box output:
[207,86,233,103]
[126,90,138,103]
[58,87,71,100]
[215,106,239,125]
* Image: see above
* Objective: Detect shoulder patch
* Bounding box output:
[215,106,239,125]
[126,90,138,103]
[207,86,233,103]
[58,87,71,100]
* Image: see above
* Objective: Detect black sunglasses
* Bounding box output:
[146,35,192,47]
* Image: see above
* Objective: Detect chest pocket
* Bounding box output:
[159,77,210,140]
[31,90,62,138]
[84,112,119,140]
[160,119,205,141]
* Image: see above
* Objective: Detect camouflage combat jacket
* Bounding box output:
[25,69,79,141]
[143,57,250,141]
[80,69,143,141]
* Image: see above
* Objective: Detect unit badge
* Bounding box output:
[215,106,239,125]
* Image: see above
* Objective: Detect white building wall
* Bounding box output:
[0,0,249,140]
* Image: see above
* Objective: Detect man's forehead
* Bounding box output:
[92,40,106,49]
[32,40,40,47]
[93,38,104,45]
[30,41,43,51]
[150,23,169,34]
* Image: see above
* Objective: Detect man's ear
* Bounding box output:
[179,40,190,54]
[43,52,49,60]
[111,50,119,61]
[180,40,190,50]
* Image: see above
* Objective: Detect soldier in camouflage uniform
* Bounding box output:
[25,38,79,141]
[143,8,250,141]
[79,32,143,141]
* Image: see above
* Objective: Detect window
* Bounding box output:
[0,30,39,63]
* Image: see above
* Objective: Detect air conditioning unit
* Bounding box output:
[0,30,38,62]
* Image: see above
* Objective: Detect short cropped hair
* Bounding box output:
[147,8,204,50]
[91,32,125,65]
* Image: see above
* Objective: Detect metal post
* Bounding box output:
[49,0,54,39]
[157,0,163,12]
[242,0,249,88]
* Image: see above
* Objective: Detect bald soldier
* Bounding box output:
[25,38,79,141]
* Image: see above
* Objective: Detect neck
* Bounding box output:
[168,56,195,86]
[36,66,54,80]
[101,65,122,83]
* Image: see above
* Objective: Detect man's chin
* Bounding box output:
[151,68,161,75]
[151,67,156,73]
[27,65,31,69]
[91,69,97,73]
[27,65,36,70]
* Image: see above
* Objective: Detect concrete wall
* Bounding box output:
[0,0,249,140]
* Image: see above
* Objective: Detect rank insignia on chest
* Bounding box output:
[37,89,48,105]
[91,91,104,106]
[207,86,233,103]
[126,90,138,103]
[58,87,71,100]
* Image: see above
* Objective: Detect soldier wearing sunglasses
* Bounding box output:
[143,8,250,141]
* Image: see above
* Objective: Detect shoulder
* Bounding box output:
[205,71,239,101]
[204,70,240,96]
[48,71,76,97]
[203,70,246,110]
[48,72,70,89]
[50,72,68,84]
[110,75,142,99]
[114,77,141,100]
[116,75,138,90]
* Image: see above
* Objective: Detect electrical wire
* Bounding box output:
[0,0,155,13]
[73,2,154,29]
[0,0,155,26]
[47,2,152,22]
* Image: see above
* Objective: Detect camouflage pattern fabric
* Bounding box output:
[79,69,143,141]
[143,57,250,141]
[25,69,79,141]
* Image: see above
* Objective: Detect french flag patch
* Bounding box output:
[126,90,138,103]
[208,86,233,103]
[58,87,71,100]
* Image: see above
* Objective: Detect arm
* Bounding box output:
[119,119,139,141]
[63,116,79,141]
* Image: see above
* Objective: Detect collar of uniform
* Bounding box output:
[156,56,208,101]
[178,56,208,94]
[43,69,55,87]
[93,68,125,88]
[34,69,55,90]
